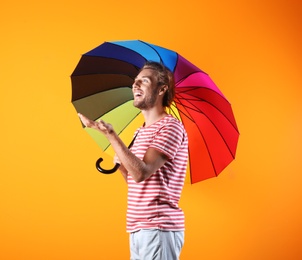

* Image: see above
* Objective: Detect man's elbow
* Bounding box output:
[132,169,150,183]
[133,173,146,183]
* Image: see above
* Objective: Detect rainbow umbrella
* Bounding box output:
[71,40,239,183]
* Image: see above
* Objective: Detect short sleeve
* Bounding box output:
[149,120,185,159]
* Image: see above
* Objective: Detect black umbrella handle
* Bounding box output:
[96,157,120,174]
[95,129,140,174]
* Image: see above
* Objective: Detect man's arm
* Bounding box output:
[78,113,168,183]
[114,154,128,182]
[105,128,168,183]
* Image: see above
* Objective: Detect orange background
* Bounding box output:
[1,0,302,259]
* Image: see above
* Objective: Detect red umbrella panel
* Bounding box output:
[170,62,238,183]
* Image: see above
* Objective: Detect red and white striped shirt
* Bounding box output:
[127,114,188,233]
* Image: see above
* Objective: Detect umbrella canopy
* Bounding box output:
[71,40,239,183]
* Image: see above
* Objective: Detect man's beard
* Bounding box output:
[133,88,158,110]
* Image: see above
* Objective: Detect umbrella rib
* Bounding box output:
[167,105,181,121]
[175,96,238,157]
[176,71,209,86]
[72,86,133,103]
[173,99,219,176]
[176,82,230,105]
[71,71,138,78]
[71,57,140,77]
[174,96,237,175]
[176,86,238,131]
[137,40,179,73]
[138,40,164,64]
[91,99,136,122]
[106,41,149,65]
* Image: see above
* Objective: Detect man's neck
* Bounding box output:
[141,107,167,127]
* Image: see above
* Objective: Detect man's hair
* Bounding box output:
[141,61,175,108]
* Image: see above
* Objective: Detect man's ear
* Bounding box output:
[159,85,168,96]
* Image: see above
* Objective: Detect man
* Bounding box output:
[78,61,188,260]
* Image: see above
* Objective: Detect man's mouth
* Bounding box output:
[134,92,143,97]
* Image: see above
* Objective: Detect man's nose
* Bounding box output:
[132,79,141,89]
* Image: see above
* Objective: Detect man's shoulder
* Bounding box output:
[162,114,185,129]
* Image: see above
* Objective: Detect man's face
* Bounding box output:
[132,68,159,110]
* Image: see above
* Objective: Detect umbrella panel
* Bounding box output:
[169,82,239,182]
[72,56,139,78]
[84,42,146,69]
[73,87,133,122]
[84,100,142,152]
[175,90,238,155]
[168,104,192,184]
[71,74,134,102]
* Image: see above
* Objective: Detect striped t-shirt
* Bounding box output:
[127,114,188,233]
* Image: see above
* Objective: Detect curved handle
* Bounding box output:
[95,157,120,174]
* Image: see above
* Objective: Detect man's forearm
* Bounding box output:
[118,164,128,182]
[106,131,148,183]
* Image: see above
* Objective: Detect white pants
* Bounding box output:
[130,229,184,260]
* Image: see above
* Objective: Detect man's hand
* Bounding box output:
[78,113,113,136]
[78,113,97,128]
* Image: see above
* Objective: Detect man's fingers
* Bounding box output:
[78,113,95,128]
[114,154,121,164]
[78,113,112,134]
